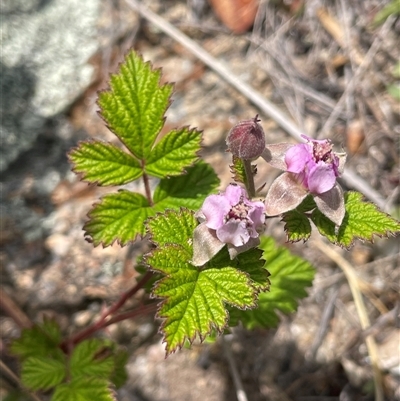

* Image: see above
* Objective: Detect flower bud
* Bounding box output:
[226,115,265,160]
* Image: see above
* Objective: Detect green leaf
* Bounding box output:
[154,161,220,209]
[52,377,115,401]
[146,209,264,354]
[387,83,400,101]
[98,51,173,159]
[84,162,219,247]
[145,128,202,178]
[372,0,400,26]
[21,357,65,391]
[282,210,312,242]
[230,156,246,184]
[84,191,152,247]
[109,349,128,388]
[230,236,315,329]
[296,194,317,212]
[69,141,142,185]
[10,320,63,360]
[70,339,115,380]
[312,191,400,248]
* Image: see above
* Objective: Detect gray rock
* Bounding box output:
[0,0,100,171]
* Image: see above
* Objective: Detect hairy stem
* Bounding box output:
[60,271,153,350]
[142,172,154,206]
[242,159,255,197]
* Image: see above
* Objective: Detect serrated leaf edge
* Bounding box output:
[68,139,141,186]
[96,52,174,160]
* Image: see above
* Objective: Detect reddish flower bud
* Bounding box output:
[226,115,265,160]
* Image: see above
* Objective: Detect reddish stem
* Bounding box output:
[104,303,158,326]
[142,172,154,206]
[60,271,153,351]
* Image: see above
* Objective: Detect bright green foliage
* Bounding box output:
[230,156,246,184]
[153,161,219,209]
[69,50,208,247]
[312,192,400,248]
[84,191,153,247]
[69,141,142,185]
[21,357,65,391]
[84,162,219,246]
[69,339,115,380]
[145,128,202,178]
[230,236,315,328]
[98,51,173,160]
[282,210,312,242]
[52,377,115,401]
[145,209,269,354]
[10,319,63,360]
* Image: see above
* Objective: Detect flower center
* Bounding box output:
[312,141,334,164]
[225,200,250,222]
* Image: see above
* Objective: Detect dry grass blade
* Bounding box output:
[313,239,384,401]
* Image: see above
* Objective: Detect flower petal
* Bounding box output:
[202,194,231,230]
[217,219,249,247]
[192,223,225,266]
[265,173,308,216]
[224,184,244,205]
[314,183,345,226]
[247,201,265,236]
[285,143,312,173]
[307,161,336,194]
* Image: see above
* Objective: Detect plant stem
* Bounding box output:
[104,303,158,326]
[60,271,153,350]
[242,159,256,197]
[142,172,154,206]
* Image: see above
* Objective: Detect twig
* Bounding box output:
[0,290,32,329]
[125,0,387,210]
[61,271,153,349]
[0,360,43,401]
[313,239,384,401]
[307,285,339,360]
[221,336,248,401]
[318,15,394,139]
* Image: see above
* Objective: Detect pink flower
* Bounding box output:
[262,135,346,226]
[192,184,265,266]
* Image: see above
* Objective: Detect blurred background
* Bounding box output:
[1,0,399,400]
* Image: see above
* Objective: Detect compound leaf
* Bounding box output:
[84,162,219,247]
[154,161,220,210]
[145,128,202,178]
[84,191,152,247]
[146,209,264,355]
[109,349,128,388]
[70,339,115,380]
[21,357,65,391]
[312,191,400,248]
[69,141,142,185]
[230,236,315,329]
[10,320,63,360]
[52,377,115,401]
[282,210,312,242]
[98,51,173,160]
